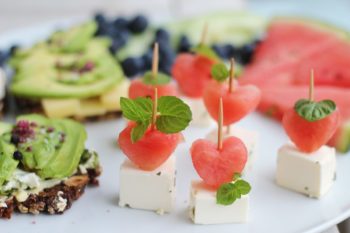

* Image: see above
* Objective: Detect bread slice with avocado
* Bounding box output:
[0,114,101,219]
[9,22,129,121]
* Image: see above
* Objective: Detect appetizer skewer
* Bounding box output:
[276,70,339,198]
[172,23,218,126]
[189,98,251,224]
[118,80,192,213]
[204,59,261,171]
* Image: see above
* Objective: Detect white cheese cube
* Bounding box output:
[181,96,214,127]
[276,143,336,198]
[119,156,176,213]
[189,180,249,224]
[206,127,258,172]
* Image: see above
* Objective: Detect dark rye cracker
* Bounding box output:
[15,97,122,122]
[0,167,101,219]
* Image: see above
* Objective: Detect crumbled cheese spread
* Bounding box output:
[55,191,67,212]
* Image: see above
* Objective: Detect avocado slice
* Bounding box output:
[0,122,12,136]
[50,21,97,53]
[37,119,86,179]
[9,21,125,100]
[14,115,87,179]
[0,140,18,186]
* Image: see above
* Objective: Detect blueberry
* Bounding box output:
[0,51,6,66]
[108,31,129,54]
[121,57,145,77]
[177,35,191,53]
[155,28,170,42]
[9,44,18,56]
[95,22,110,36]
[238,43,256,65]
[159,46,175,64]
[113,17,128,30]
[13,151,23,160]
[114,30,129,44]
[10,134,20,145]
[141,49,153,70]
[159,62,172,75]
[94,12,107,25]
[128,15,148,33]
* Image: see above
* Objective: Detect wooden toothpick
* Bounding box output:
[218,97,223,150]
[226,58,235,135]
[200,22,208,46]
[151,87,158,130]
[309,69,314,101]
[229,58,235,93]
[152,42,159,79]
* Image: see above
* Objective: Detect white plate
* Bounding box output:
[1,12,350,233]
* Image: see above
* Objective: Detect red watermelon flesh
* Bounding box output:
[240,19,350,88]
[292,41,350,87]
[253,20,339,63]
[259,85,350,152]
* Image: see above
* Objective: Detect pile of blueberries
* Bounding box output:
[120,28,191,77]
[93,13,190,77]
[93,13,260,78]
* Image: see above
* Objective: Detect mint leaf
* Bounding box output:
[191,44,220,61]
[211,63,229,82]
[294,99,336,122]
[131,121,150,143]
[156,96,192,134]
[142,71,171,85]
[120,97,152,122]
[216,178,251,206]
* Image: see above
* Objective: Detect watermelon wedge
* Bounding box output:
[239,18,350,152]
[240,18,350,88]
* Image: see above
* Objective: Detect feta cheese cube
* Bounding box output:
[206,127,258,172]
[189,180,249,224]
[276,143,336,198]
[181,96,214,127]
[119,156,176,213]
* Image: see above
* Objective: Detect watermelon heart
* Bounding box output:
[172,54,216,98]
[203,80,261,125]
[282,108,340,153]
[118,122,181,170]
[190,137,247,188]
[128,79,178,99]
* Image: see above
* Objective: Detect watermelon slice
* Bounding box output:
[240,18,350,152]
[240,18,350,88]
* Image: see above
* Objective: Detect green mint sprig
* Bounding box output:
[191,44,220,62]
[216,173,251,205]
[294,99,336,122]
[120,96,192,143]
[142,71,171,85]
[211,63,229,82]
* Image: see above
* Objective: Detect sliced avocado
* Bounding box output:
[0,140,18,186]
[17,114,50,125]
[38,119,86,179]
[50,21,97,53]
[336,120,350,153]
[0,123,12,136]
[10,35,124,99]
